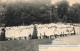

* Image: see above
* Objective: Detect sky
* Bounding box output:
[51,0,80,6]
[0,0,80,6]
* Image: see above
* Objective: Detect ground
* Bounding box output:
[0,34,80,51]
[0,39,52,51]
[52,34,80,44]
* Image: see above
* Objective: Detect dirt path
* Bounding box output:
[52,34,80,44]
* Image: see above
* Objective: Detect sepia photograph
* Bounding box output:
[0,0,80,51]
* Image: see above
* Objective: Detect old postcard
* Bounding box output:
[0,0,80,51]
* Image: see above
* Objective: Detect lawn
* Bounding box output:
[0,34,80,51]
[0,39,52,51]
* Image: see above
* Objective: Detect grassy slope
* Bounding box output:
[0,39,52,51]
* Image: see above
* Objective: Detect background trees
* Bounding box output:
[0,1,80,27]
[67,3,80,23]
[56,0,70,22]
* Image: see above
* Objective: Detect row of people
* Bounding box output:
[0,23,79,41]
[5,26,74,38]
[6,30,76,41]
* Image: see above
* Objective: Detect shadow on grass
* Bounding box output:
[0,39,53,51]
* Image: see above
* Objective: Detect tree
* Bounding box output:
[67,3,80,23]
[0,3,6,27]
[50,4,61,22]
[56,0,70,20]
[62,15,67,22]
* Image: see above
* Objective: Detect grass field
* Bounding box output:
[0,34,80,51]
[0,39,52,51]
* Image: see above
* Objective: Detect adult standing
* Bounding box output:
[0,25,6,41]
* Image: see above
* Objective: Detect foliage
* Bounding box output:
[0,1,80,26]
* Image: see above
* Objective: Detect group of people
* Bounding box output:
[0,23,78,41]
